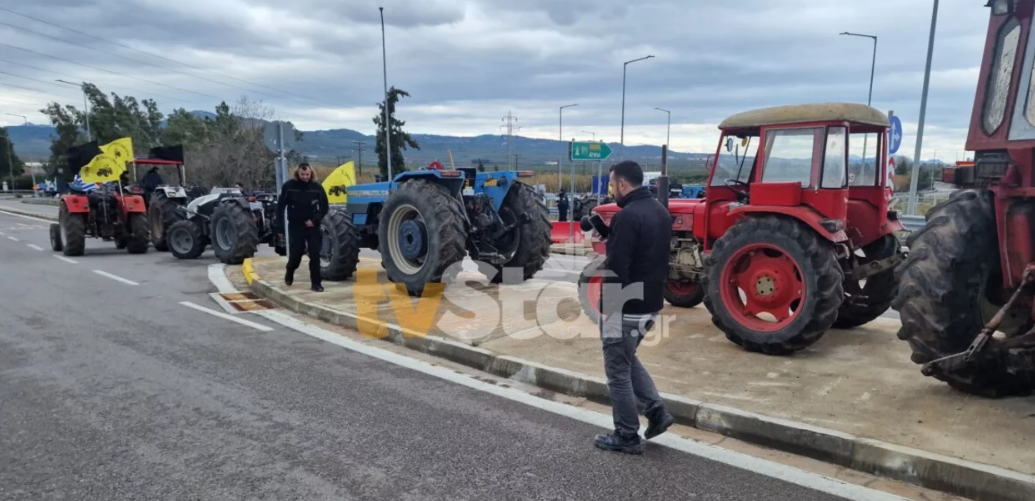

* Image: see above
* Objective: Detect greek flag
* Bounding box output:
[70,174,97,193]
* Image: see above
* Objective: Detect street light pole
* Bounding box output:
[559,103,577,192]
[840,32,878,161]
[56,79,90,141]
[620,55,654,157]
[581,131,595,141]
[379,7,392,181]
[908,0,940,216]
[654,107,671,147]
[6,113,32,193]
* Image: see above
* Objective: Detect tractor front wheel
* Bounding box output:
[211,202,259,265]
[167,220,207,259]
[379,180,467,297]
[577,256,606,324]
[476,181,552,284]
[49,223,63,252]
[834,234,901,329]
[892,190,1032,397]
[703,216,843,355]
[59,203,86,257]
[664,280,705,308]
[125,213,150,254]
[320,208,361,281]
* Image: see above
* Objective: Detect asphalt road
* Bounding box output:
[0,209,906,501]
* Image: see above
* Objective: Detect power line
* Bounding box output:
[0,81,77,101]
[0,57,191,106]
[0,42,223,101]
[0,6,351,109]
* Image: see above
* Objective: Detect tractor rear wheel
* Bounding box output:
[126,213,150,254]
[149,191,184,252]
[477,181,551,284]
[320,208,360,281]
[379,180,467,297]
[167,220,207,259]
[703,216,843,355]
[211,202,259,265]
[892,190,1032,397]
[59,203,86,257]
[664,280,705,308]
[834,234,901,329]
[577,255,606,324]
[49,223,63,252]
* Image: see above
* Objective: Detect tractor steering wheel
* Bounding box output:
[724,179,750,203]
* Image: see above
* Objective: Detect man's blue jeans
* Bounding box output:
[601,314,665,437]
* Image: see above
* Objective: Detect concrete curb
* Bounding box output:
[549,244,592,256]
[246,273,1035,501]
[0,207,57,221]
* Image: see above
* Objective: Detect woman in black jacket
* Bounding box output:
[276,163,329,292]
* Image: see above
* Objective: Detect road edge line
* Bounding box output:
[0,208,57,222]
[242,269,1035,501]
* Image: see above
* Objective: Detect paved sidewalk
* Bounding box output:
[0,199,58,220]
[246,255,1035,501]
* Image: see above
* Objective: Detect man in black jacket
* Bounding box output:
[595,160,675,455]
[276,163,329,292]
[557,188,570,222]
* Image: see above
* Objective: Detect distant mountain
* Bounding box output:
[5,112,711,173]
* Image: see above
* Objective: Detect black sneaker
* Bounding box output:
[594,433,643,454]
[645,412,675,440]
[311,285,324,292]
[284,272,294,286]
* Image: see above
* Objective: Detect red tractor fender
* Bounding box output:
[61,194,91,214]
[118,194,147,217]
[726,205,849,243]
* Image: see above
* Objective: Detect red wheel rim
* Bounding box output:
[667,280,701,297]
[586,275,603,315]
[719,243,805,332]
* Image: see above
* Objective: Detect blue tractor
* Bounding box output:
[320,168,552,296]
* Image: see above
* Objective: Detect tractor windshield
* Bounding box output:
[848,132,879,186]
[710,134,758,186]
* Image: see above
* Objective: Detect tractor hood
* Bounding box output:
[592,198,703,228]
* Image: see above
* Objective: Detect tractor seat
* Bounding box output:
[87,191,117,209]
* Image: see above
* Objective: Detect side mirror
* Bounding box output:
[725,137,734,152]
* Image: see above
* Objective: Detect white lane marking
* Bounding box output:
[0,210,55,223]
[7,236,19,242]
[92,270,140,286]
[180,301,273,332]
[254,309,909,501]
[54,255,78,264]
[0,230,5,235]
[26,244,43,251]
[208,263,238,294]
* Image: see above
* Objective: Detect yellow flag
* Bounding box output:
[79,153,125,184]
[100,137,134,170]
[323,161,356,204]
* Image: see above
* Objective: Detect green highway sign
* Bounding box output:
[571,141,612,161]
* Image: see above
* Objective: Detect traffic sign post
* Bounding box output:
[571,141,612,161]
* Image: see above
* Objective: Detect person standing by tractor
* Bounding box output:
[276,163,329,292]
[594,160,675,455]
[557,187,570,222]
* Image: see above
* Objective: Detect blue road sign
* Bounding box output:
[888,115,903,155]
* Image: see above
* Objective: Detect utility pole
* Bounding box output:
[620,55,654,157]
[654,108,671,148]
[353,140,366,175]
[908,0,939,216]
[559,104,577,191]
[501,111,519,169]
[379,7,392,181]
[56,80,90,141]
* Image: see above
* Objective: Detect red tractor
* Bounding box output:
[49,143,150,256]
[893,0,1035,397]
[580,103,905,355]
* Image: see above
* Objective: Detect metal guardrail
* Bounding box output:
[899,215,926,232]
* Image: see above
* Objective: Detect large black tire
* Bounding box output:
[320,208,361,281]
[833,234,901,329]
[892,190,1032,397]
[59,202,86,257]
[577,256,606,324]
[167,220,207,259]
[378,180,467,297]
[210,202,259,265]
[49,223,63,252]
[149,191,185,252]
[477,181,552,284]
[703,216,843,355]
[125,213,150,254]
[664,280,705,308]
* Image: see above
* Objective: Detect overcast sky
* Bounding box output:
[0,0,993,160]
